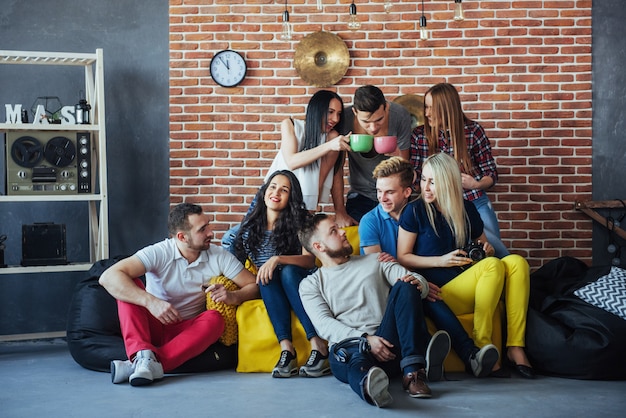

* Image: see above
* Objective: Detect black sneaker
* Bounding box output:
[272,350,298,378]
[426,330,451,382]
[299,350,331,377]
[470,344,499,378]
[363,366,393,408]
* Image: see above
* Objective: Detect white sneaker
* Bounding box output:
[129,350,164,386]
[111,359,134,384]
[363,366,393,408]
[470,344,499,378]
[426,330,451,382]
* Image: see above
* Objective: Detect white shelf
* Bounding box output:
[0,194,105,202]
[0,123,100,131]
[0,263,92,275]
[0,331,66,342]
[1,48,109,270]
[0,50,97,66]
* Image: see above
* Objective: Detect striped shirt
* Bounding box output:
[243,230,276,268]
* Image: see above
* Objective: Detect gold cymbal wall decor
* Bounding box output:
[169,1,594,270]
[293,31,350,87]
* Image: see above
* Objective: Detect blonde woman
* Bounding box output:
[397,153,534,379]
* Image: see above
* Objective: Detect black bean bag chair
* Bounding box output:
[66,256,237,373]
[526,256,626,380]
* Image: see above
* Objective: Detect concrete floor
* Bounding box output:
[1,338,626,418]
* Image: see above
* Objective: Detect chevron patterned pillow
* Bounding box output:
[574,266,626,321]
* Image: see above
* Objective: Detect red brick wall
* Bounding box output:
[169,0,593,270]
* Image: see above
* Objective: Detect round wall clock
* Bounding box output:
[209,50,247,87]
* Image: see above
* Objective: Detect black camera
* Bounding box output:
[463,242,486,262]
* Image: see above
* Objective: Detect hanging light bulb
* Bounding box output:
[317,0,323,11]
[280,0,292,41]
[384,0,393,14]
[348,0,361,31]
[420,0,428,40]
[420,15,428,40]
[454,0,465,21]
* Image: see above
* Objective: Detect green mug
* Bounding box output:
[350,134,374,153]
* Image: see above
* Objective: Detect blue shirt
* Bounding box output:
[359,205,401,258]
[398,198,484,287]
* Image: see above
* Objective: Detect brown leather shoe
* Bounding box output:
[402,369,432,398]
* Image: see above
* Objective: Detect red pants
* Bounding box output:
[117,279,225,372]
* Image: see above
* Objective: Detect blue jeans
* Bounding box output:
[328,281,429,404]
[423,300,475,370]
[346,193,378,222]
[259,264,318,343]
[472,194,509,258]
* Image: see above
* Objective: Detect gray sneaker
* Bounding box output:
[111,359,134,384]
[470,344,499,378]
[129,350,164,386]
[363,366,393,408]
[299,350,331,377]
[426,330,451,382]
[272,350,298,378]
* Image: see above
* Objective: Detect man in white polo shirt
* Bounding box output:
[100,203,258,386]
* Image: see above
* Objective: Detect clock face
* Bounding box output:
[209,50,247,87]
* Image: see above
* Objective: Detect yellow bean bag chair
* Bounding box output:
[426,302,505,372]
[236,299,312,372]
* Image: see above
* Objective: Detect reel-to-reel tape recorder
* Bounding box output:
[5,131,92,195]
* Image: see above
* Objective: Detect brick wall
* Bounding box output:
[168,0,593,270]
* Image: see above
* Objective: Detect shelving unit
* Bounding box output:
[0,49,108,274]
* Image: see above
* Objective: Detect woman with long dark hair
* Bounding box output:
[222,90,352,251]
[233,170,329,378]
[266,90,352,222]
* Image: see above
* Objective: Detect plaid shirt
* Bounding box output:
[410,120,498,202]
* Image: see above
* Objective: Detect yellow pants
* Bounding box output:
[441,254,530,348]
[500,254,530,347]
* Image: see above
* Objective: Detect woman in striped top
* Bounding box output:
[233,170,330,378]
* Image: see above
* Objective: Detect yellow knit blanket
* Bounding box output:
[205,259,257,346]
[205,275,239,346]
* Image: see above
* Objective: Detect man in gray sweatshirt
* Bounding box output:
[298,213,450,408]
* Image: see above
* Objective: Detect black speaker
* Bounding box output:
[21,223,67,266]
[76,132,91,193]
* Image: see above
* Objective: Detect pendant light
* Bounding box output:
[454,0,465,21]
[348,0,361,31]
[420,0,428,40]
[280,0,292,40]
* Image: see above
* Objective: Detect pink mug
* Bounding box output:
[374,136,397,154]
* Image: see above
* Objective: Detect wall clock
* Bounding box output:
[209,50,247,88]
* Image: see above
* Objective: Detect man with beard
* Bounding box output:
[298,214,450,408]
[100,203,258,386]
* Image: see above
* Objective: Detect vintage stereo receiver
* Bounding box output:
[5,131,92,195]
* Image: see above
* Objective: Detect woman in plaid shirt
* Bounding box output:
[409,83,509,258]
